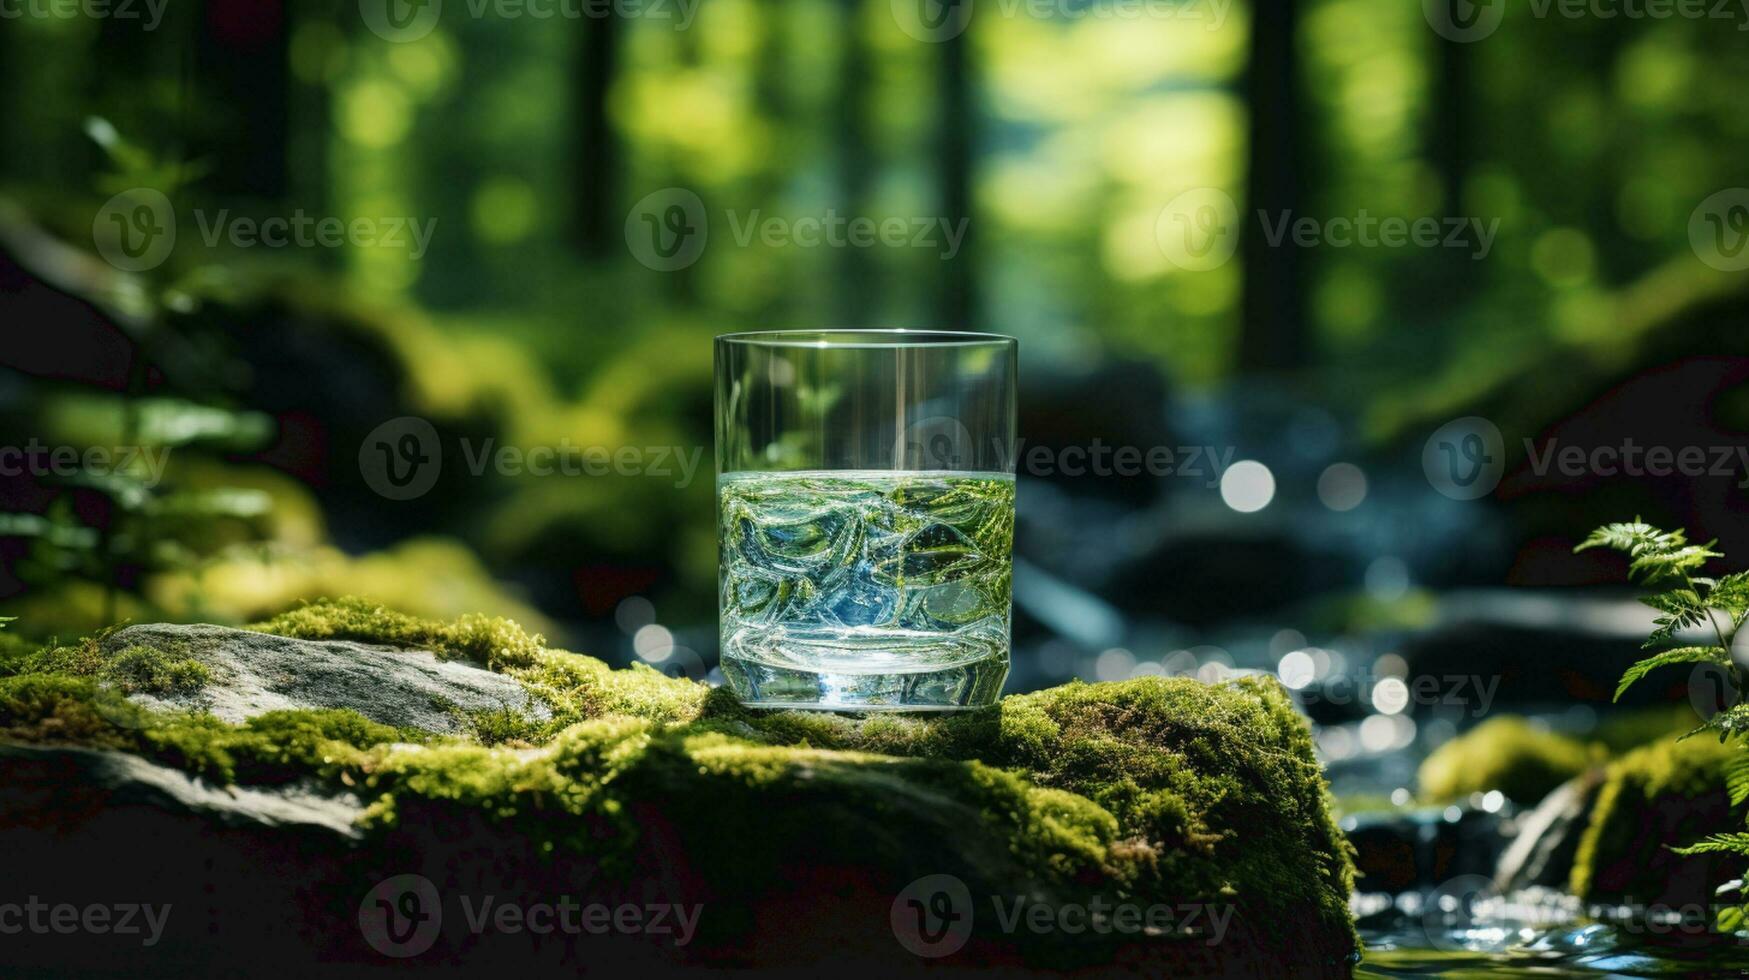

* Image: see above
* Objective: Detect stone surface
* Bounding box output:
[100,623,550,734]
[1494,772,1603,894]
[0,602,1361,977]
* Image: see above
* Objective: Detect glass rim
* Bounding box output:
[715,328,1016,349]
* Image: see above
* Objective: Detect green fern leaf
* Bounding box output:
[1670,833,1749,857]
[1629,543,1724,583]
[1575,520,1678,556]
[1707,571,1749,617]
[1726,753,1749,807]
[1615,646,1730,700]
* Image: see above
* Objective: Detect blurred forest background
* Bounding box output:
[1,0,1747,735]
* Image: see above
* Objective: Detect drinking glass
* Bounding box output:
[714,329,1018,711]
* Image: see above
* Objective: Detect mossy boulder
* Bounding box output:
[1417,715,1599,807]
[0,599,1357,976]
[1570,734,1746,908]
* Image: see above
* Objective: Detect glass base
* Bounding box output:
[720,653,1008,712]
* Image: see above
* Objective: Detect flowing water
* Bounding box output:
[718,469,1013,709]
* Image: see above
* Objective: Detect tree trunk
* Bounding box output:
[1238,0,1307,372]
[938,26,976,330]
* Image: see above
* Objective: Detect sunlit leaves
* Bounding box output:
[1614,647,1728,702]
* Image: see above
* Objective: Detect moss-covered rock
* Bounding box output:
[0,598,1358,976]
[1570,734,1746,907]
[1417,715,1599,807]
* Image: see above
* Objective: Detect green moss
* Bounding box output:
[251,596,544,670]
[0,675,144,748]
[1570,734,1745,903]
[1418,716,1598,806]
[512,648,707,729]
[101,645,212,695]
[683,675,1357,961]
[0,601,1359,970]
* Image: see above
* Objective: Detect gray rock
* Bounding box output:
[1493,770,1603,894]
[0,742,363,838]
[99,623,550,734]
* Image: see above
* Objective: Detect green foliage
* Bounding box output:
[1574,520,1745,708]
[1614,647,1729,701]
[1417,716,1597,807]
[1578,520,1749,933]
[1669,833,1749,857]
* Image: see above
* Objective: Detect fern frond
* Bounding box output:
[1706,571,1749,617]
[1629,542,1724,583]
[1683,704,1749,743]
[1575,520,1680,556]
[1725,752,1749,807]
[1615,646,1730,701]
[1670,833,1749,857]
[1639,591,1708,647]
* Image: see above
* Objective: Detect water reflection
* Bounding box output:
[1355,887,1749,976]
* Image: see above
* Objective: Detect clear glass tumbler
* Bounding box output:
[715,330,1018,711]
